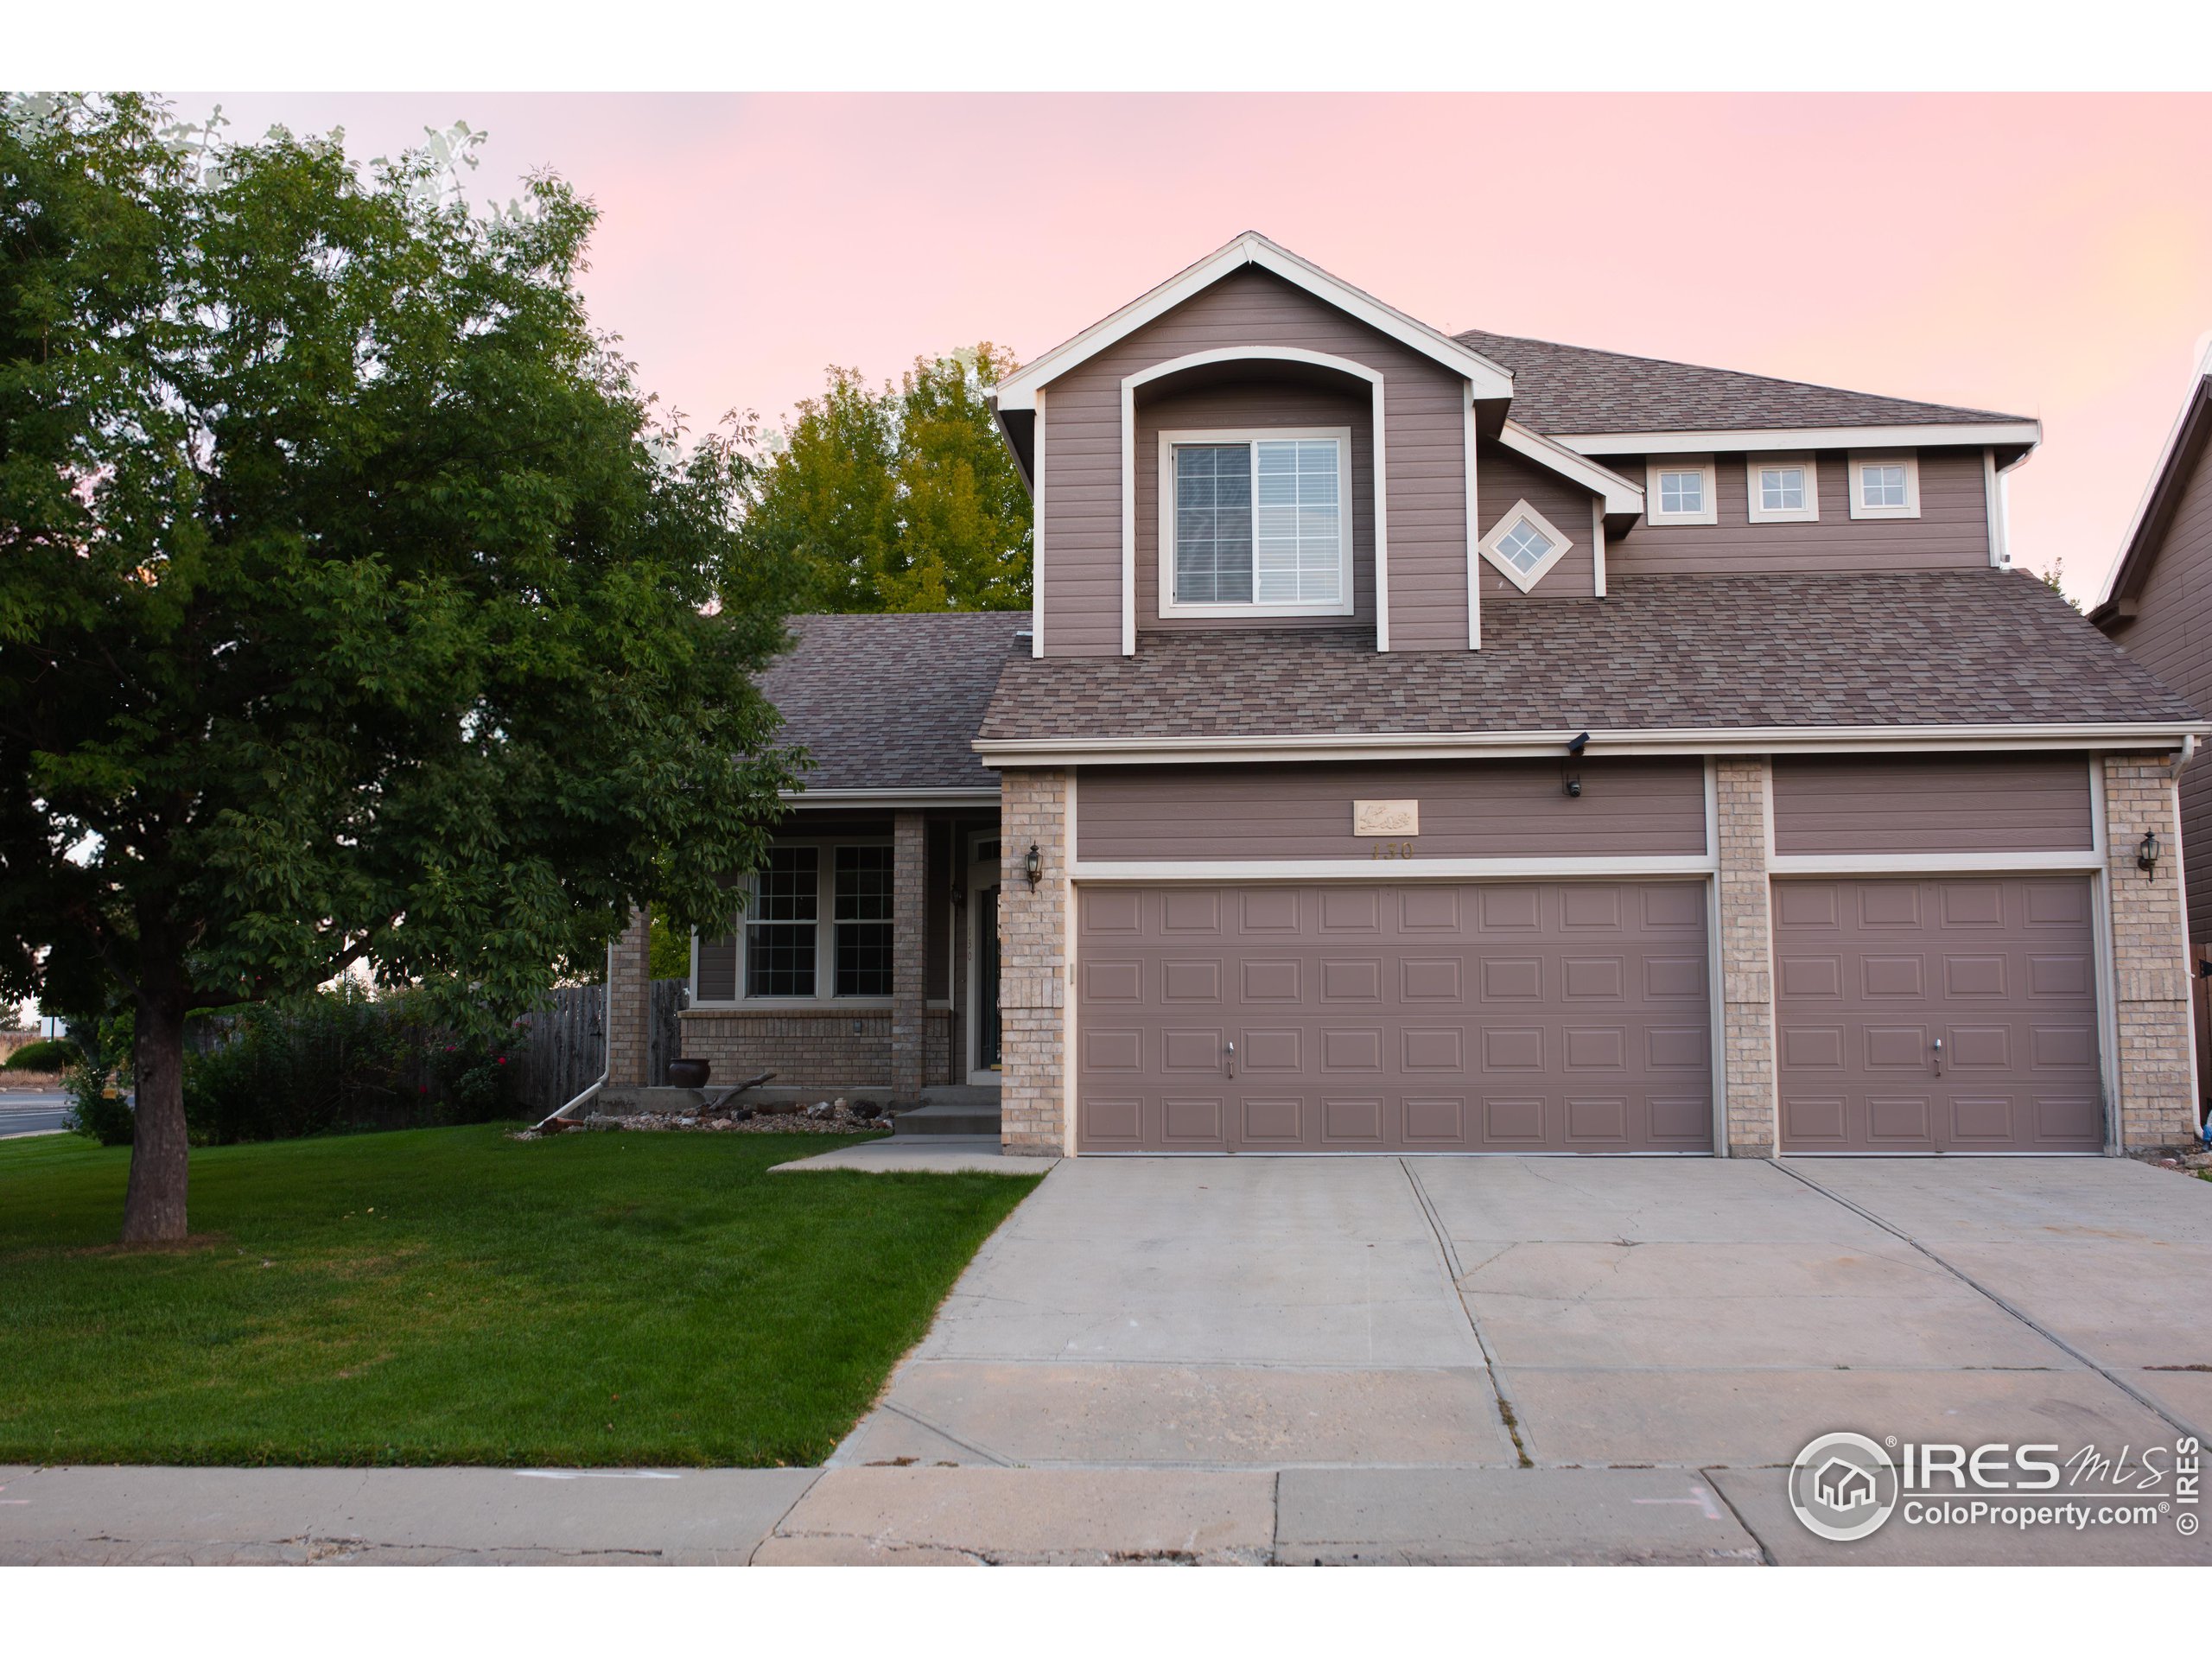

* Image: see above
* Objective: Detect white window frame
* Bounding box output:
[1157,426,1356,620]
[728,836,897,1007]
[1849,450,1922,520]
[1478,499,1575,594]
[1745,454,1821,524]
[1645,455,1718,526]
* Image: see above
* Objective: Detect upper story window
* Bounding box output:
[1645,456,1718,525]
[1848,451,1922,519]
[1160,428,1354,617]
[1745,456,1820,524]
[741,841,894,1001]
[1478,500,1573,593]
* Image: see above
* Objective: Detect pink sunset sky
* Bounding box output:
[200,92,2212,601]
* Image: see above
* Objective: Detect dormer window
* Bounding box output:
[1849,451,1922,519]
[1746,456,1820,524]
[1645,456,1718,525]
[1478,500,1573,593]
[1160,429,1353,617]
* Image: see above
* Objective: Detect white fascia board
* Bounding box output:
[780,788,1001,806]
[996,231,1514,410]
[976,721,2207,768]
[2097,366,2212,613]
[1497,420,1643,513]
[1555,422,2043,456]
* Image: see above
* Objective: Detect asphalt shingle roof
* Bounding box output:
[761,612,1028,791]
[1457,329,2028,435]
[978,572,2196,744]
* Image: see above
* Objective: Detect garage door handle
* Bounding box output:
[1224,1039,1236,1079]
[1932,1036,1942,1077]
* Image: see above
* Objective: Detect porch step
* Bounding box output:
[894,1099,1003,1137]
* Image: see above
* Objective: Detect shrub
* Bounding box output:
[181,988,520,1145]
[65,1065,137,1147]
[3,1038,74,1071]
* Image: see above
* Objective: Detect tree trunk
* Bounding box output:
[121,977,191,1243]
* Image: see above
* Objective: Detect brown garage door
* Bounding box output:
[1774,876,2104,1153]
[1076,881,1713,1153]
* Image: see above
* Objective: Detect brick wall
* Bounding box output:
[999,769,1068,1155]
[678,1007,948,1093]
[2103,753,2198,1147]
[1715,758,1777,1157]
[892,811,927,1100]
[607,907,652,1087]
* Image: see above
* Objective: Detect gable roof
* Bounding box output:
[760,612,1027,798]
[976,570,2198,757]
[2091,347,2212,626]
[1455,328,2039,451]
[994,231,1516,411]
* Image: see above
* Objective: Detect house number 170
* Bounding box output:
[1368,841,1416,859]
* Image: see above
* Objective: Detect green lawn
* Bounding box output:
[0,1126,1039,1468]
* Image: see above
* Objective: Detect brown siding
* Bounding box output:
[1135,377,1374,632]
[1077,758,1708,861]
[1771,753,2094,855]
[1608,447,1993,576]
[2105,434,2212,942]
[1477,436,1599,601]
[1037,266,1470,656]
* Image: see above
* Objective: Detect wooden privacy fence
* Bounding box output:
[513,978,687,1115]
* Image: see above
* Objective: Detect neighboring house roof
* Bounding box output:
[976,571,2199,753]
[760,612,1028,796]
[1454,328,2032,442]
[2091,353,2212,626]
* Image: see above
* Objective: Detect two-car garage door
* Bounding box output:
[1076,880,1715,1154]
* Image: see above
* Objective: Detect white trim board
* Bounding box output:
[998,231,1514,412]
[977,721,2206,768]
[1765,849,2103,874]
[1069,855,1718,882]
[1498,420,1643,514]
[1120,347,1387,654]
[1559,421,2042,456]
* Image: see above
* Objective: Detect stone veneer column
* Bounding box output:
[1714,758,1778,1157]
[606,906,652,1087]
[999,769,1068,1155]
[890,810,927,1103]
[2102,753,2197,1148]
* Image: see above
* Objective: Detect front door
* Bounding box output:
[976,884,1001,1073]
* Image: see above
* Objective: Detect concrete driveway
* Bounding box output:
[834,1154,2212,1563]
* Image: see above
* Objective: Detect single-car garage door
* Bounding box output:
[1076,880,1713,1154]
[1774,875,2104,1153]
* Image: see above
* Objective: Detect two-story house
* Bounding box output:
[2092,341,2212,1138]
[633,232,2203,1160]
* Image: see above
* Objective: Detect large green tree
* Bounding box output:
[740,344,1031,612]
[0,95,800,1241]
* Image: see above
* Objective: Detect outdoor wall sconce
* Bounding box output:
[1562,730,1589,798]
[2138,830,2161,880]
[1024,843,1041,888]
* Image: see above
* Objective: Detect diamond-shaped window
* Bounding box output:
[1496,518,1554,574]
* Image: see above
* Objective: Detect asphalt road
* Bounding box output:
[0,1091,71,1137]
